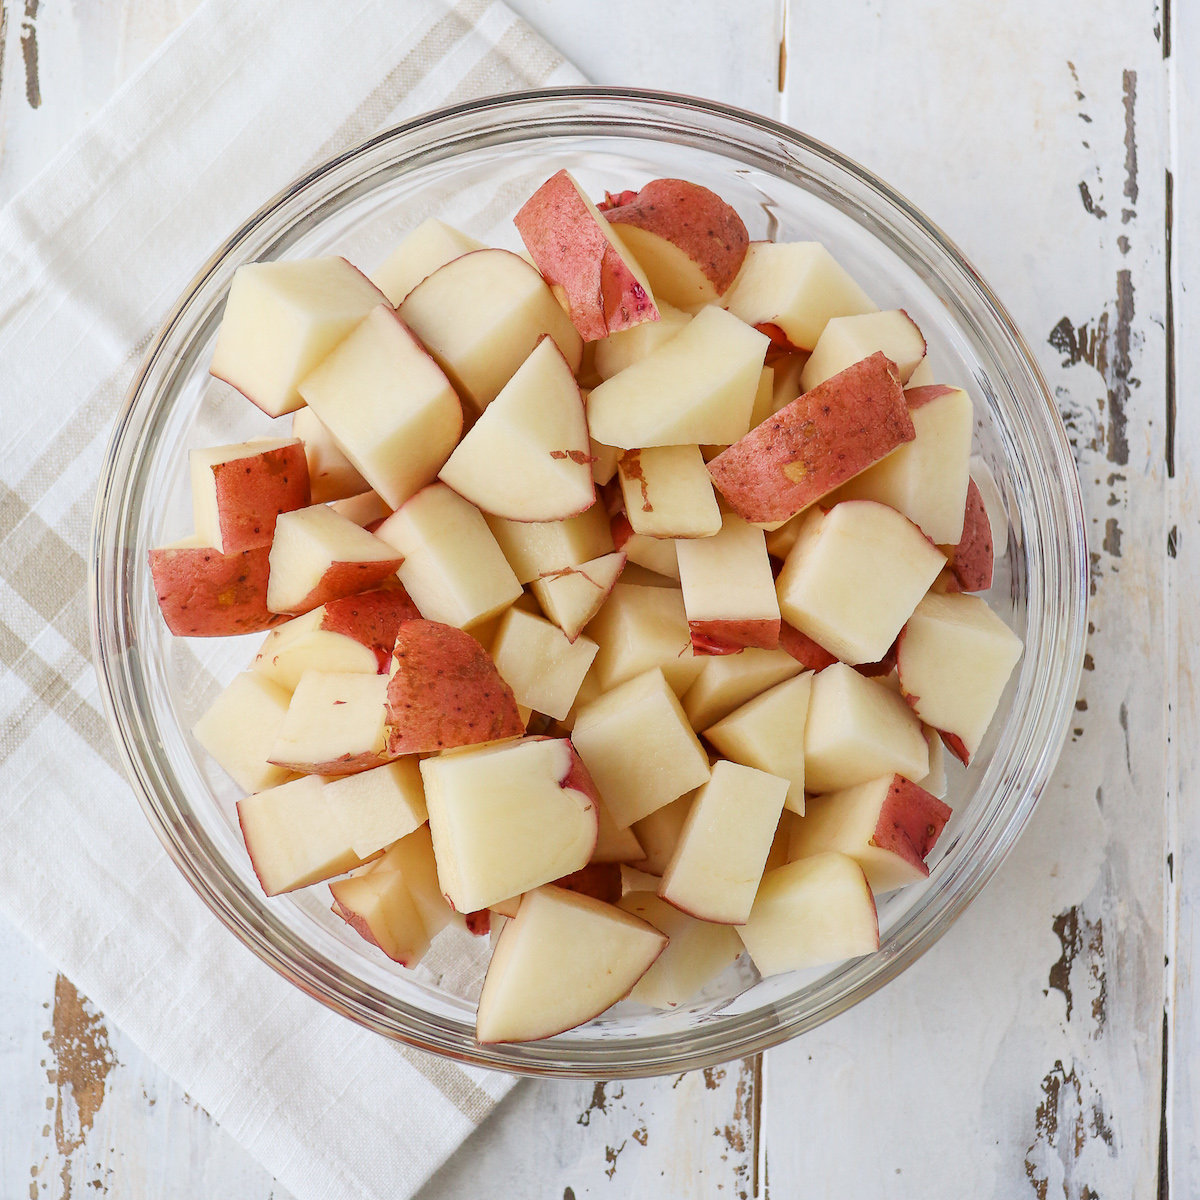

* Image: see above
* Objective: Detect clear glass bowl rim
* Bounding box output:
[90,86,1088,1079]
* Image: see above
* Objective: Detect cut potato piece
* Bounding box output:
[572,668,712,829]
[371,825,461,936]
[617,445,721,539]
[800,309,927,391]
[491,606,599,720]
[775,501,945,665]
[591,795,645,864]
[385,620,524,754]
[531,551,626,642]
[593,300,690,380]
[298,304,463,510]
[322,757,428,859]
[268,671,392,776]
[737,853,879,977]
[476,885,667,1043]
[939,477,995,592]
[788,774,951,893]
[375,483,522,629]
[209,257,387,417]
[330,490,392,528]
[190,437,310,554]
[585,582,703,696]
[486,506,614,585]
[920,727,949,799]
[831,384,973,544]
[237,775,366,896]
[292,407,369,504]
[707,353,915,524]
[778,623,838,672]
[150,538,284,637]
[193,671,293,793]
[659,760,789,924]
[704,671,812,813]
[586,306,769,448]
[618,891,744,1008]
[514,169,659,341]
[266,504,402,615]
[676,512,780,654]
[610,513,681,580]
[398,249,583,414]
[604,179,749,308]
[802,662,929,793]
[896,592,1023,763]
[438,337,594,521]
[420,737,599,913]
[329,868,431,967]
[370,217,485,306]
[681,647,803,731]
[722,241,877,352]
[631,791,695,876]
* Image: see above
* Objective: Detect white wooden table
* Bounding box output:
[2,2,1193,1197]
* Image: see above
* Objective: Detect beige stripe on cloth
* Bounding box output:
[0,2,583,1199]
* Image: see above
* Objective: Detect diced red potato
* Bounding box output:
[618,445,722,539]
[253,583,420,688]
[590,796,645,864]
[490,606,599,721]
[659,761,789,924]
[437,337,595,522]
[298,303,463,510]
[802,662,929,793]
[267,670,394,776]
[192,671,294,793]
[676,512,780,654]
[775,500,945,665]
[800,309,927,392]
[703,671,812,813]
[514,169,659,341]
[831,384,973,545]
[420,737,599,913]
[593,300,690,380]
[321,757,429,858]
[329,491,392,528]
[190,437,310,554]
[769,352,808,412]
[475,885,667,1043]
[587,306,770,448]
[681,647,804,731]
[150,538,285,637]
[938,477,995,592]
[571,667,712,830]
[737,853,880,977]
[369,824,463,936]
[707,353,916,524]
[788,773,952,894]
[265,504,403,616]
[485,506,613,585]
[589,436,623,486]
[617,891,744,1008]
[209,257,387,417]
[292,408,369,504]
[375,483,522,629]
[722,241,877,352]
[621,864,664,895]
[631,791,695,876]
[369,217,485,306]
[896,592,1024,764]
[920,727,949,799]
[330,867,432,966]
[398,249,583,415]
[602,178,750,308]
[384,620,525,755]
[530,551,626,642]
[777,622,838,672]
[609,512,682,580]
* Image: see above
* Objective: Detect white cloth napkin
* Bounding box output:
[0,2,583,1197]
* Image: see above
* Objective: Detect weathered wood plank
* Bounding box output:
[765,3,1168,1196]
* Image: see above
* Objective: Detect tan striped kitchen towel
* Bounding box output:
[0,1,582,1197]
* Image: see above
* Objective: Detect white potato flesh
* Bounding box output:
[681,648,803,731]
[193,671,293,793]
[490,607,599,720]
[267,671,390,775]
[799,309,927,391]
[618,445,721,539]
[369,218,484,306]
[486,506,614,584]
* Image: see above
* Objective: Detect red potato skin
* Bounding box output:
[597,190,638,212]
[855,639,898,678]
[268,747,396,777]
[871,775,953,876]
[609,511,635,550]
[689,618,781,656]
[321,581,422,671]
[385,620,525,754]
[778,623,838,671]
[560,741,604,807]
[706,353,916,524]
[206,441,310,553]
[603,178,750,296]
[940,478,994,593]
[896,628,973,765]
[465,910,491,936]
[150,543,287,636]
[938,729,971,765]
[552,861,622,904]
[904,384,959,411]
[515,170,659,341]
[330,893,422,966]
[275,557,403,616]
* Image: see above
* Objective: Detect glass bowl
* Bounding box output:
[90,88,1087,1078]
